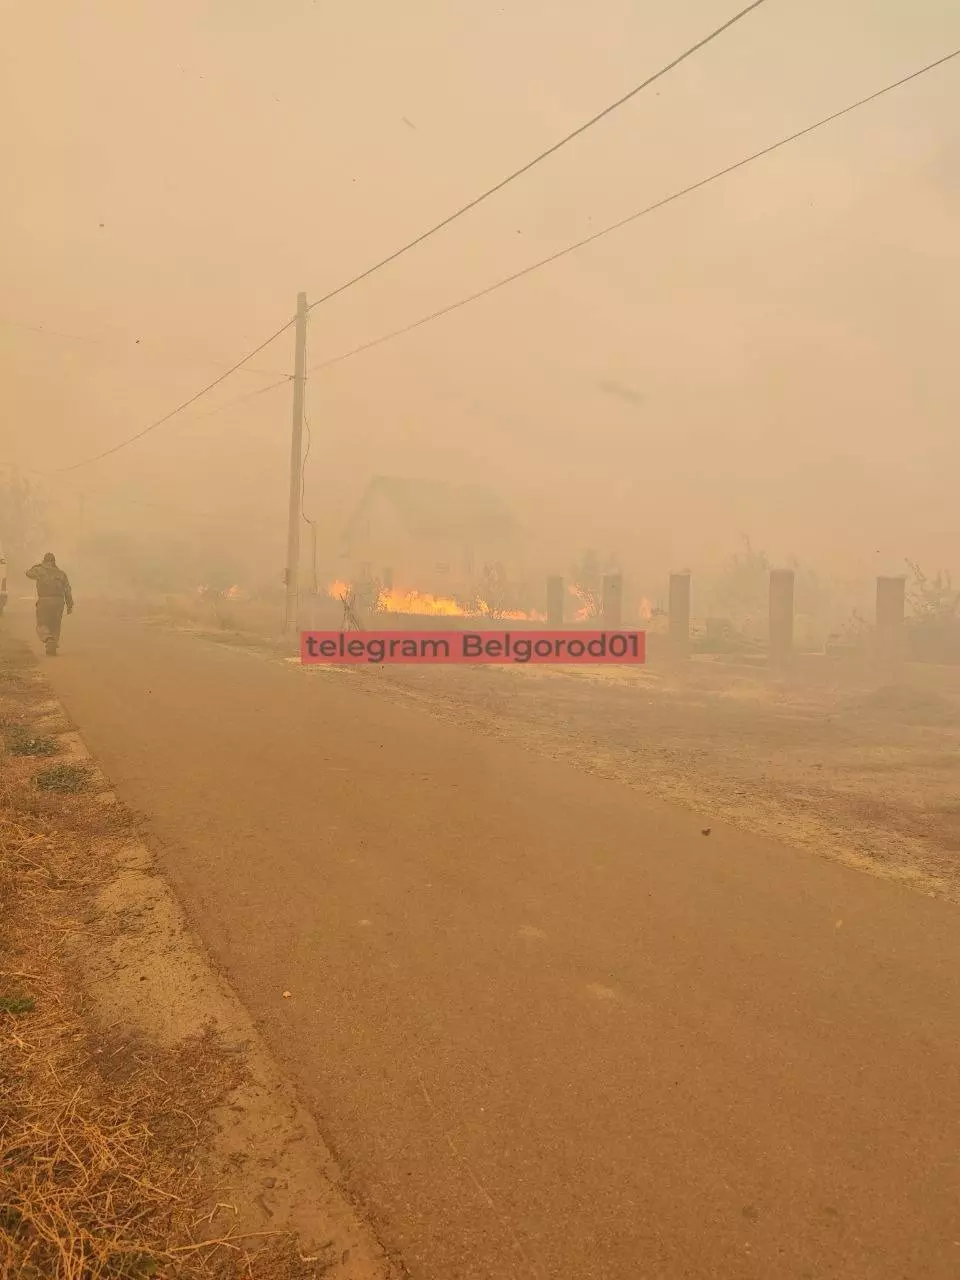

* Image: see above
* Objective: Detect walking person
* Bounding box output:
[25,552,73,656]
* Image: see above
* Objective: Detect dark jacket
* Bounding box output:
[26,563,74,609]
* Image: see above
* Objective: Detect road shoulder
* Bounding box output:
[0,630,400,1279]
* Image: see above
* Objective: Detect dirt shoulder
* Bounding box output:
[0,632,400,1280]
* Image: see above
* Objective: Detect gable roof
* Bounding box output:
[342,476,522,548]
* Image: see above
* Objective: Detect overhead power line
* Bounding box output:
[39,4,765,474]
[51,320,296,473]
[309,48,960,375]
[300,413,315,525]
[185,374,294,421]
[26,376,293,480]
[0,316,285,378]
[305,0,770,313]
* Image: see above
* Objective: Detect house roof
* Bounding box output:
[342,476,522,548]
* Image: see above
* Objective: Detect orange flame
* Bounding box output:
[377,586,471,617]
[327,581,544,621]
[566,586,652,622]
[567,583,597,622]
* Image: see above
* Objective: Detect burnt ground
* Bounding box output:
[349,654,960,901]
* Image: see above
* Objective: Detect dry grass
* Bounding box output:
[0,636,325,1280]
[33,763,91,794]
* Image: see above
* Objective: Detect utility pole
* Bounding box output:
[309,521,318,595]
[284,292,308,632]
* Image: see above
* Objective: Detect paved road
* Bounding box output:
[21,606,960,1278]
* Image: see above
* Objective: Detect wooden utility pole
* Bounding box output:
[284,292,308,633]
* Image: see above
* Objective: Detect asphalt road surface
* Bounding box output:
[21,605,960,1279]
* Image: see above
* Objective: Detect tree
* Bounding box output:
[78,532,200,594]
[905,560,959,623]
[0,471,44,567]
[709,536,771,620]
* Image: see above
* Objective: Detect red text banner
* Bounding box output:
[300,630,646,666]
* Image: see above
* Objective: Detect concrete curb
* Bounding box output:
[36,697,402,1278]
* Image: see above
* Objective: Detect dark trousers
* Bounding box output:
[36,597,65,644]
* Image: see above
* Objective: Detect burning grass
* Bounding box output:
[326,579,545,622]
[0,636,327,1279]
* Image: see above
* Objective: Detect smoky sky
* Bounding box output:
[2,0,958,582]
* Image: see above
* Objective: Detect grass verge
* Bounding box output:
[0,633,325,1279]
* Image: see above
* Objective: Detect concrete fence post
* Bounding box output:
[546,575,564,627]
[876,575,906,662]
[769,569,795,666]
[601,573,623,628]
[668,572,691,657]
